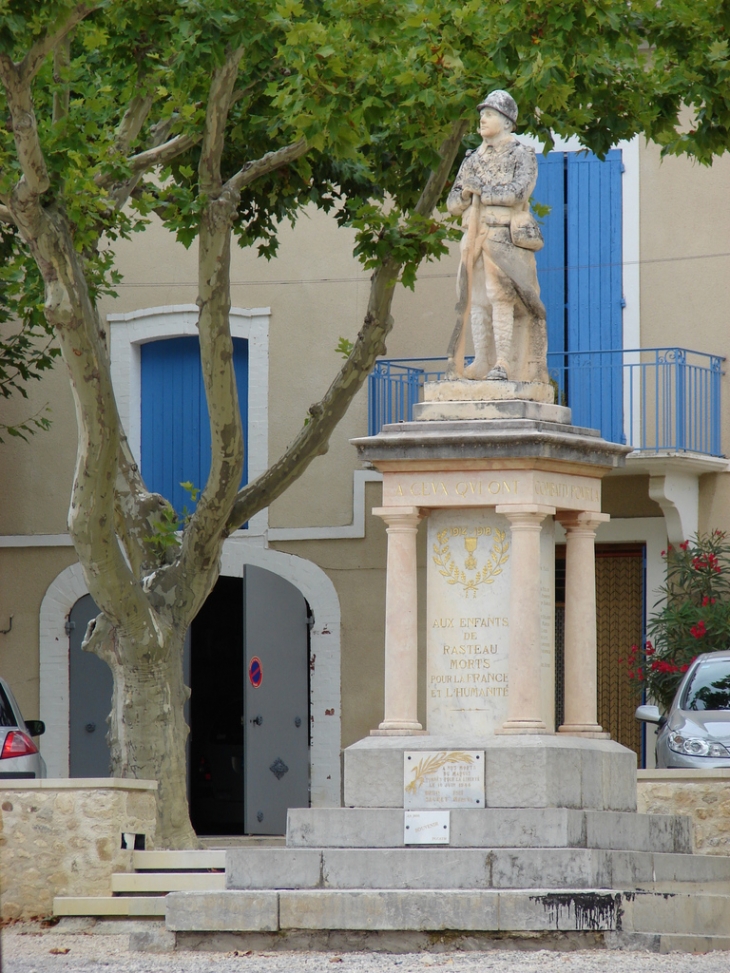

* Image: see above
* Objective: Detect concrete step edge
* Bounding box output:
[112,873,227,893]
[164,887,730,937]
[53,896,167,917]
[133,850,226,870]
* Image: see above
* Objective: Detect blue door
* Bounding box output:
[536,150,624,442]
[141,336,248,515]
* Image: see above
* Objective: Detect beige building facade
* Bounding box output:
[1,134,730,823]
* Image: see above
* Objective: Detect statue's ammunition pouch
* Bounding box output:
[510,211,544,251]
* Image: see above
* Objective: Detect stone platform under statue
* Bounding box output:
[164,398,730,951]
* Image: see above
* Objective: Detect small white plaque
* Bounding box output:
[404,810,450,844]
[404,750,485,809]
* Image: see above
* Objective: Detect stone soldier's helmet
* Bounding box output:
[476,89,518,125]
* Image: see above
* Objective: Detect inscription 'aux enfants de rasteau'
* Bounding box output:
[387,475,600,508]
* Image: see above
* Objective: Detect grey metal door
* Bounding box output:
[243,565,309,834]
[69,595,112,777]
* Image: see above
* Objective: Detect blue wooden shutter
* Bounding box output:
[141,336,249,516]
[535,152,567,397]
[566,149,624,441]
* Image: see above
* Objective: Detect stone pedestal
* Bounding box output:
[353,413,628,740]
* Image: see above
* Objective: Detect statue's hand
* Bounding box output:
[460,179,482,201]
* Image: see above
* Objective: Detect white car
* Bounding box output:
[0,677,46,779]
[636,651,730,768]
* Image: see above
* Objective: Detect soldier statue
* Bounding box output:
[446,90,549,384]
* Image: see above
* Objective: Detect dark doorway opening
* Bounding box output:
[189,576,245,835]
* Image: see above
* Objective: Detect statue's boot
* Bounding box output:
[463,306,491,379]
[486,300,513,381]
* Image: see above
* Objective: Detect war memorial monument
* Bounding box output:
[165,92,730,951]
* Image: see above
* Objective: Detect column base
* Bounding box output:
[371,720,426,736]
[496,720,550,735]
[558,724,611,739]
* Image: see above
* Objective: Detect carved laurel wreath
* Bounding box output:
[432,528,509,592]
[405,751,475,794]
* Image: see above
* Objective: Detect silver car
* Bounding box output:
[0,677,46,779]
[636,651,730,768]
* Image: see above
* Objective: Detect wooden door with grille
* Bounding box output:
[555,544,645,760]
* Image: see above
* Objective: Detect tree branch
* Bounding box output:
[227,118,469,530]
[94,131,200,201]
[114,90,155,157]
[122,133,199,178]
[114,436,179,582]
[198,47,244,196]
[52,37,70,124]
[227,137,308,193]
[0,204,17,225]
[175,187,244,596]
[18,3,97,84]
[0,59,49,232]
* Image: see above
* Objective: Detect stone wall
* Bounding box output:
[637,769,730,856]
[0,779,157,919]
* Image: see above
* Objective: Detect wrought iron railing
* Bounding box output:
[367,348,725,456]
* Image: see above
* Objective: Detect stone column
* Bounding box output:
[370,506,426,735]
[495,504,555,734]
[557,511,611,737]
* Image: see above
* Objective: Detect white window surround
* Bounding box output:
[38,543,342,807]
[107,304,270,535]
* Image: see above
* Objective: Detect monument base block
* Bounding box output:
[423,379,555,404]
[343,734,637,812]
[414,397,571,423]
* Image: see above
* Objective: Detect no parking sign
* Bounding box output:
[248,656,263,688]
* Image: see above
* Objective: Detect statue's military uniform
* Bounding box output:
[447,135,548,384]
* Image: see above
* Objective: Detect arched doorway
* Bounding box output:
[63,566,313,836]
[188,568,310,835]
[68,594,112,778]
[41,548,341,804]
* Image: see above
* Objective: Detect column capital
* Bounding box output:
[372,506,426,529]
[558,511,610,532]
[496,503,555,526]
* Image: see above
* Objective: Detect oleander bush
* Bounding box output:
[622,531,730,710]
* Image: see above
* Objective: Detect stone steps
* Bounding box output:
[55,896,167,917]
[112,872,227,893]
[165,888,730,940]
[287,807,692,853]
[224,846,730,892]
[132,850,227,870]
[53,848,226,918]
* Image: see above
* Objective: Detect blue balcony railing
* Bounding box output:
[367,348,725,457]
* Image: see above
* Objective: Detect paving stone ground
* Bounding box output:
[4,929,730,973]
